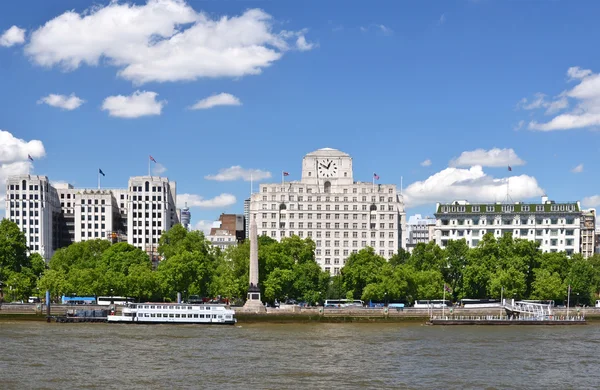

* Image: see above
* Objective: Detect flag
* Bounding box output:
[28,154,34,162]
[149,155,157,163]
[373,173,380,180]
[99,169,105,177]
[444,284,452,293]
[283,171,289,176]
[508,165,512,171]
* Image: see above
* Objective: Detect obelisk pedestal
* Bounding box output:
[242,214,266,312]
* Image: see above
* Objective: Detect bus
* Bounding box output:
[413,299,452,308]
[459,299,501,309]
[97,296,135,306]
[521,300,555,307]
[324,299,364,308]
[61,295,96,305]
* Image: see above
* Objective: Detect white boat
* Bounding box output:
[107,303,236,325]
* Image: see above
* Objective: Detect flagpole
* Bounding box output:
[148,157,151,177]
[372,174,375,193]
[567,285,571,319]
[98,170,100,190]
[282,170,284,188]
[250,173,253,196]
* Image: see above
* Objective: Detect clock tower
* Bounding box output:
[301,148,353,187]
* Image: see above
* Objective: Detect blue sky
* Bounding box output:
[1,0,600,230]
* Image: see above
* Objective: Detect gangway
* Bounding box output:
[503,300,552,319]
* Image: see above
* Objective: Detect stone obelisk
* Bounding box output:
[242,214,266,312]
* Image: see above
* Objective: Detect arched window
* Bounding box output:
[145,181,150,192]
[324,181,331,193]
[22,180,26,190]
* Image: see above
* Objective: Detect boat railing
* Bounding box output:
[430,314,586,321]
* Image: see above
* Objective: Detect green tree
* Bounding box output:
[530,269,564,301]
[37,269,71,302]
[0,219,29,281]
[341,247,386,299]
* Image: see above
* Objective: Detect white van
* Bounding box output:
[595,300,600,308]
[28,297,40,303]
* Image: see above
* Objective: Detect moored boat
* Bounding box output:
[107,302,236,325]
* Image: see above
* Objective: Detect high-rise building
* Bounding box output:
[180,204,191,231]
[249,148,406,275]
[580,209,596,258]
[434,196,582,254]
[4,175,60,261]
[406,214,436,252]
[4,174,178,263]
[243,198,250,240]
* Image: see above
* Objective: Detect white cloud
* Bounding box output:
[37,93,84,110]
[204,166,271,182]
[378,25,393,35]
[449,148,525,168]
[177,193,236,209]
[101,90,165,118]
[360,24,393,35]
[527,67,600,131]
[189,93,241,110]
[0,130,46,210]
[439,14,446,25]
[152,163,167,175]
[192,219,220,235]
[514,120,525,131]
[296,35,314,51]
[582,195,600,208]
[571,163,584,173]
[24,2,312,85]
[420,159,432,167]
[518,93,568,115]
[403,166,544,208]
[0,26,26,47]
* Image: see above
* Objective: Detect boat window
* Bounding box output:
[187,314,192,318]
[151,306,155,309]
[169,314,174,318]
[188,306,192,310]
[199,314,204,318]
[193,314,198,318]
[151,314,155,317]
[175,314,180,318]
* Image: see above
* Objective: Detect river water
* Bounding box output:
[1,321,598,389]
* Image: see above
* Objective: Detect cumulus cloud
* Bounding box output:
[189,93,241,110]
[177,193,236,209]
[193,219,220,235]
[518,93,568,115]
[204,166,271,182]
[0,130,46,210]
[0,26,26,47]
[582,195,600,208]
[360,24,393,35]
[403,166,544,208]
[527,67,600,131]
[439,14,446,25]
[571,163,584,173]
[101,90,165,118]
[420,159,432,167]
[296,36,314,51]
[24,2,313,85]
[37,93,84,110]
[449,148,525,168]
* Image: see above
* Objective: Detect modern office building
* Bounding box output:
[406,214,436,252]
[5,174,178,262]
[434,196,582,255]
[243,198,250,239]
[206,213,246,250]
[249,148,407,275]
[580,209,596,259]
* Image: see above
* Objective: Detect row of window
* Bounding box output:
[262,186,394,195]
[8,193,42,200]
[265,222,396,231]
[130,184,168,193]
[9,210,40,217]
[441,204,578,213]
[441,228,576,237]
[132,203,162,210]
[440,217,576,226]
[261,212,396,220]
[11,218,40,226]
[131,212,163,219]
[8,184,42,191]
[261,203,395,211]
[262,195,395,203]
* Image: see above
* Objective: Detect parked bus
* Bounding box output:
[97,296,135,306]
[61,295,96,305]
[324,299,364,308]
[459,299,501,308]
[413,299,452,308]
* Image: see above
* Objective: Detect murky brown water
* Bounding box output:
[1,321,599,389]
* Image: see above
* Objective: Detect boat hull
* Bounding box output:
[107,315,236,325]
[428,319,586,325]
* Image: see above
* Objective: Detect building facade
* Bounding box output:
[206,213,246,250]
[249,148,407,275]
[5,174,178,262]
[434,196,581,255]
[406,214,436,252]
[580,209,596,258]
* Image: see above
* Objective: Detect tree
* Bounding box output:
[37,269,71,302]
[341,247,386,299]
[530,269,564,302]
[0,219,29,281]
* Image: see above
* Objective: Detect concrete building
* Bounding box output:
[243,198,250,239]
[5,174,178,263]
[249,148,407,275]
[180,204,191,231]
[5,175,60,261]
[206,213,246,250]
[406,214,436,252]
[580,209,596,258]
[434,196,582,255]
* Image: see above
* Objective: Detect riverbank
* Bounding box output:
[2,303,598,323]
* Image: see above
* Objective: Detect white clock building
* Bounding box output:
[250,148,407,275]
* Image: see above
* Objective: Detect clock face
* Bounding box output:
[318,159,338,178]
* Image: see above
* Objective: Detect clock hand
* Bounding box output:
[326,161,332,169]
[319,163,327,169]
